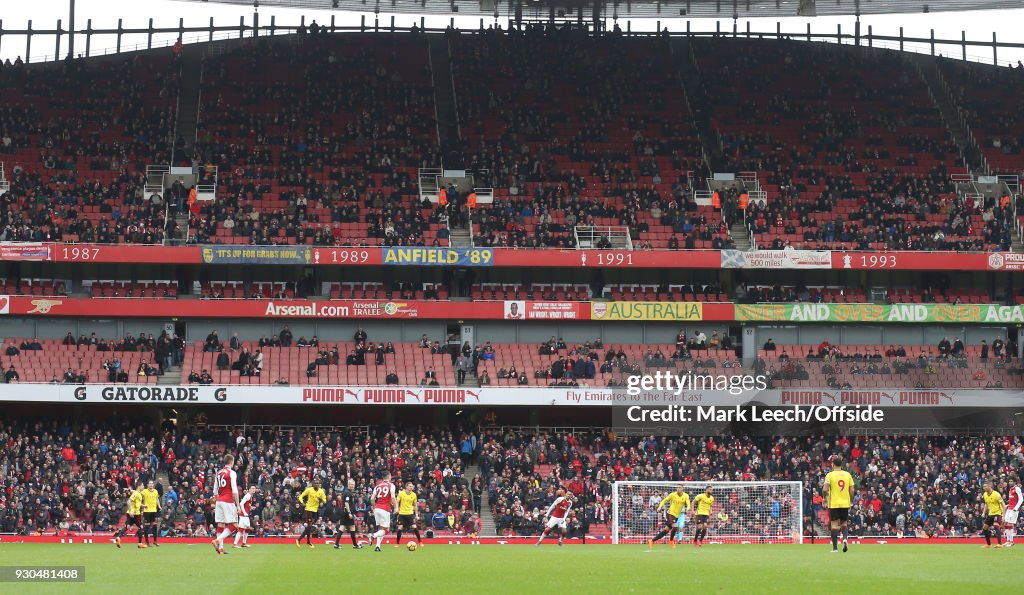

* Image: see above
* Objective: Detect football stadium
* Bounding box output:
[0,0,1022,591]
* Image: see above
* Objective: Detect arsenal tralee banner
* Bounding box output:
[721,249,832,269]
[2,384,1022,408]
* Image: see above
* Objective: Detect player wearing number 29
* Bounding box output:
[823,456,855,553]
[648,485,690,549]
[211,453,240,555]
[371,472,398,552]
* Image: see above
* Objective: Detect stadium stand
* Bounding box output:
[451,30,724,249]
[1,421,1018,540]
[189,35,444,247]
[692,39,1015,252]
[0,54,180,243]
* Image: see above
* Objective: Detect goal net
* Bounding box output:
[612,481,803,544]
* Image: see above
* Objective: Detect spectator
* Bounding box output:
[385,371,400,385]
[279,326,294,347]
[5,365,19,383]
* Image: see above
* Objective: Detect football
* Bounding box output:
[406,541,418,551]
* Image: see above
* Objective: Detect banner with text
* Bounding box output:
[382,247,494,266]
[986,252,1024,271]
[735,303,1024,324]
[591,301,704,321]
[503,301,585,320]
[1,384,1022,408]
[721,249,832,269]
[202,245,312,265]
[0,243,50,261]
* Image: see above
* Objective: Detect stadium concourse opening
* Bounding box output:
[0,9,1023,593]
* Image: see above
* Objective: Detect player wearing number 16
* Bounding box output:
[823,456,855,554]
[211,453,240,555]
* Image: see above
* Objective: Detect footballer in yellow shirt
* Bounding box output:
[140,481,161,547]
[296,478,327,548]
[648,486,690,548]
[395,483,423,546]
[692,486,715,546]
[114,482,145,548]
[823,457,856,553]
[981,482,1005,548]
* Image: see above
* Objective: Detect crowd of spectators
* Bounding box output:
[1,34,1021,250]
[0,52,179,244]
[0,419,1021,541]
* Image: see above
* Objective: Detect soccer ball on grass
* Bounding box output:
[406,541,418,551]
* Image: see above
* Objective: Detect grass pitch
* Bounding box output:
[0,541,1018,594]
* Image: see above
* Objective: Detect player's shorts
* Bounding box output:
[237,515,251,530]
[304,510,319,524]
[127,514,142,528]
[373,508,392,529]
[215,501,238,524]
[695,514,709,524]
[829,508,850,523]
[397,514,417,529]
[339,514,355,528]
[546,515,568,530]
[1003,510,1019,524]
[663,513,679,527]
[984,514,1002,526]
[143,512,158,524]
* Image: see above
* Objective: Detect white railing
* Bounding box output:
[0,163,10,195]
[144,164,170,198]
[418,167,442,203]
[693,189,713,206]
[574,225,633,250]
[472,187,493,205]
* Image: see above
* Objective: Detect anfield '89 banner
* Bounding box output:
[382,247,494,266]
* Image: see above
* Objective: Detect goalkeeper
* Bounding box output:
[648,486,690,549]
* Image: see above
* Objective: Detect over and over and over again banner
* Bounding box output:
[5,295,1024,324]
[0,384,1021,407]
[11,241,1021,270]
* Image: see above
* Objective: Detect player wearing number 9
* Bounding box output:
[823,456,855,554]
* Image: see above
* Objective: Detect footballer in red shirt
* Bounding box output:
[370,472,398,552]
[536,489,573,546]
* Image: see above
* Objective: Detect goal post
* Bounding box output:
[611,481,804,544]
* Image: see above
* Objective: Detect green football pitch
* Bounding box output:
[0,542,1018,593]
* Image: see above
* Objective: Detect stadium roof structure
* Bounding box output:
[185,0,1024,19]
